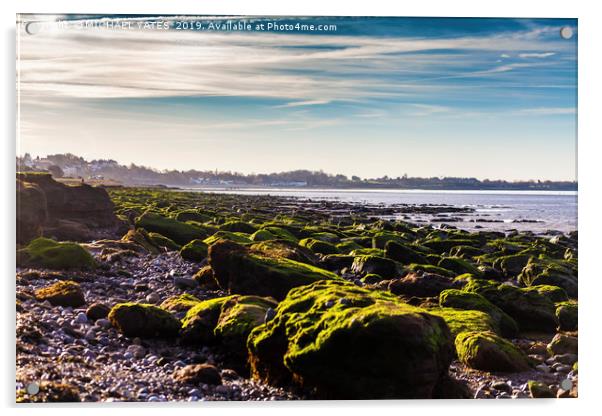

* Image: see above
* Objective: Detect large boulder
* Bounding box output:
[108,303,181,338]
[16,172,121,242]
[247,280,456,399]
[209,240,338,300]
[17,237,96,270]
[455,331,530,372]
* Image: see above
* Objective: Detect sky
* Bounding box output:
[17,15,577,181]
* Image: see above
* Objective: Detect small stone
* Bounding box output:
[221,369,239,380]
[535,364,551,373]
[174,364,222,385]
[146,293,160,304]
[528,380,555,398]
[86,303,111,320]
[96,318,111,329]
[174,277,197,289]
[554,353,578,365]
[126,344,146,359]
[491,381,512,394]
[75,312,88,324]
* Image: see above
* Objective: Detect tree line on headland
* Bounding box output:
[16,153,577,191]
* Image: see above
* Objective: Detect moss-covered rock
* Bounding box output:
[209,240,338,300]
[438,257,483,277]
[147,232,181,251]
[388,273,455,298]
[422,238,480,254]
[174,209,212,223]
[203,231,252,246]
[428,308,499,339]
[372,231,408,249]
[215,296,277,359]
[121,228,160,253]
[160,293,201,312]
[407,263,455,278]
[556,301,578,331]
[17,237,96,270]
[384,240,428,265]
[181,296,235,343]
[463,279,558,332]
[135,212,209,245]
[179,239,208,262]
[518,257,578,297]
[220,220,258,234]
[547,333,578,356]
[299,238,339,255]
[455,331,530,372]
[320,254,355,272]
[527,380,555,398]
[35,281,85,307]
[180,294,275,359]
[247,280,455,399]
[108,303,181,338]
[439,289,518,338]
[523,285,569,303]
[250,229,277,242]
[250,240,318,265]
[192,265,219,289]
[493,254,532,277]
[350,255,402,279]
[335,240,363,254]
[260,226,299,243]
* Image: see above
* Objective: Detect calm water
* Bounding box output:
[186,187,577,233]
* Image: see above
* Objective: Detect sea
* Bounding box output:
[184,187,577,234]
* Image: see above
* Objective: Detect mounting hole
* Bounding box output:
[26,382,39,395]
[560,27,574,40]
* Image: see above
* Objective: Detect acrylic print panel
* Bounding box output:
[16,15,577,402]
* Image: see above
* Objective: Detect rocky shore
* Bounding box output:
[16,174,578,402]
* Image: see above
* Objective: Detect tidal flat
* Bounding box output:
[16,176,578,401]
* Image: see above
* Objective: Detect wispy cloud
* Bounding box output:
[519,52,556,58]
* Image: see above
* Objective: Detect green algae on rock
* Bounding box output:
[179,239,208,262]
[147,232,181,251]
[350,254,402,279]
[427,307,500,339]
[455,331,530,372]
[463,279,558,332]
[384,240,428,265]
[439,289,518,337]
[135,212,209,245]
[160,293,201,312]
[209,240,339,300]
[299,238,339,255]
[108,303,181,338]
[247,280,455,399]
[35,280,86,307]
[17,237,96,270]
[556,301,578,331]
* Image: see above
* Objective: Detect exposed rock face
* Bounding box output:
[16,179,47,244]
[16,173,122,243]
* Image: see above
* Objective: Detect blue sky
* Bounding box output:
[18,16,577,180]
